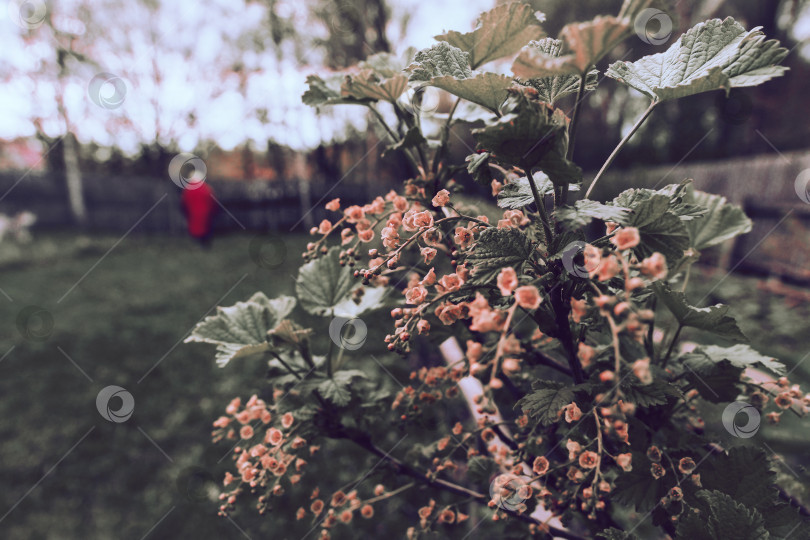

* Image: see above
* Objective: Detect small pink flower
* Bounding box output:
[438,273,463,293]
[417,319,430,335]
[533,456,550,475]
[281,412,294,429]
[633,358,653,385]
[514,285,542,310]
[265,427,283,446]
[340,228,354,245]
[318,219,332,234]
[454,227,473,249]
[616,453,632,472]
[393,196,409,212]
[678,457,696,474]
[432,189,450,207]
[595,254,620,282]
[226,397,241,415]
[413,210,434,228]
[405,286,428,305]
[357,228,374,242]
[343,205,365,223]
[651,463,666,479]
[497,267,518,296]
[610,227,640,250]
[325,198,340,211]
[578,451,599,469]
[421,247,437,264]
[641,252,668,280]
[491,179,503,196]
[563,402,582,423]
[420,268,436,286]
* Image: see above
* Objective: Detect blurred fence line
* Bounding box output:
[2,149,810,283]
[0,173,396,234]
[592,149,810,285]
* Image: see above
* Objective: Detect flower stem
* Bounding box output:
[584,100,658,199]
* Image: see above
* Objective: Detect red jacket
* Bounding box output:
[181,182,216,237]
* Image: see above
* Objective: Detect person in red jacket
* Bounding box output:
[181,177,216,247]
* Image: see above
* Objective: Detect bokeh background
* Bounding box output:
[1,0,810,538]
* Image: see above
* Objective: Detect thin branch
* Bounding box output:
[584,100,658,199]
[567,72,589,160]
[334,426,587,540]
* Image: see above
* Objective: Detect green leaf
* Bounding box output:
[498,171,555,209]
[465,227,533,284]
[652,282,747,342]
[382,126,427,158]
[597,529,640,540]
[426,72,514,113]
[620,378,682,408]
[466,151,493,184]
[516,39,599,104]
[332,286,387,318]
[316,369,367,406]
[676,490,769,540]
[555,200,629,229]
[611,190,690,262]
[435,3,545,69]
[302,74,369,107]
[699,344,785,375]
[295,247,355,316]
[517,380,574,426]
[698,447,774,509]
[467,455,500,484]
[341,72,409,103]
[683,188,752,250]
[680,354,743,402]
[185,293,296,367]
[472,88,572,178]
[513,15,631,77]
[612,454,666,511]
[408,42,472,82]
[606,17,788,102]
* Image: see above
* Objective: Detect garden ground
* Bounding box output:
[0,232,807,539]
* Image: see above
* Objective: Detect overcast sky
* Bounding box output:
[0,0,493,153]
[1,0,808,154]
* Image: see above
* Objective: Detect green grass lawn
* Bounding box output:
[0,232,314,539]
[1,232,808,539]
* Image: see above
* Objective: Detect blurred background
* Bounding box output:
[1,0,809,538]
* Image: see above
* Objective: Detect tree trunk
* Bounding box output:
[62,132,87,226]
